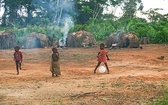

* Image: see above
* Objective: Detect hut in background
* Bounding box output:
[139,37,150,44]
[67,31,97,47]
[24,32,51,49]
[0,30,16,49]
[106,31,139,48]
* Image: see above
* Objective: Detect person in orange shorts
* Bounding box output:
[94,43,110,74]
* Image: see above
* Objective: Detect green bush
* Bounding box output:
[148,87,168,105]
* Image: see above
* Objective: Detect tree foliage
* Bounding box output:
[75,0,109,24]
[0,0,168,44]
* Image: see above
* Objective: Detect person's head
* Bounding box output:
[14,46,20,51]
[100,43,105,50]
[52,47,58,53]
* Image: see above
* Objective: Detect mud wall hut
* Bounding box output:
[67,31,97,47]
[0,30,16,49]
[106,31,139,48]
[139,37,150,44]
[24,32,51,49]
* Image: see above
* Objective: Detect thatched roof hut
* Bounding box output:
[24,32,51,49]
[67,31,97,47]
[0,30,16,49]
[140,37,150,44]
[106,31,139,48]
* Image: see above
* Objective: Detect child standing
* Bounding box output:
[94,43,110,74]
[13,46,23,75]
[50,47,61,77]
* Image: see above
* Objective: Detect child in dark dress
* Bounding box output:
[50,47,61,77]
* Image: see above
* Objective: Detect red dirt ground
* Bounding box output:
[0,44,168,105]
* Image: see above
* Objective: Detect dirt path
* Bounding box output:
[0,44,168,105]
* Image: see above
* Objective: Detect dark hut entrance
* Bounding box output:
[35,38,41,48]
[25,36,41,48]
[123,37,130,48]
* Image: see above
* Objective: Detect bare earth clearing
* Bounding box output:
[0,44,168,105]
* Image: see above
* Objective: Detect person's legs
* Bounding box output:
[15,61,19,75]
[94,62,101,73]
[104,63,110,74]
[52,72,54,77]
[19,62,22,70]
[51,67,54,77]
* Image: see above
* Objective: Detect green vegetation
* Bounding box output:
[148,87,168,105]
[0,0,168,44]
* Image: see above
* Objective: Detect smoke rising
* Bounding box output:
[62,15,74,44]
[33,0,76,45]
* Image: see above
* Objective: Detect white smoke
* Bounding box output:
[33,0,76,45]
[62,15,74,44]
[52,0,76,45]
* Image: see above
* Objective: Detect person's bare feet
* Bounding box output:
[94,71,96,74]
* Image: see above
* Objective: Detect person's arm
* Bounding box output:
[52,53,59,62]
[20,51,23,62]
[52,53,54,61]
[106,54,110,60]
[97,52,100,58]
[57,52,59,60]
[106,51,110,60]
[13,53,16,61]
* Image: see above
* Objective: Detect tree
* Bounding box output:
[75,0,109,24]
[0,0,35,27]
[21,0,35,25]
[31,0,76,26]
[122,0,143,18]
[142,8,168,22]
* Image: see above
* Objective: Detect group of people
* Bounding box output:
[13,43,110,76]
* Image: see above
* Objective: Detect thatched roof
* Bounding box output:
[106,31,139,48]
[0,30,16,49]
[24,32,51,49]
[67,31,97,47]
